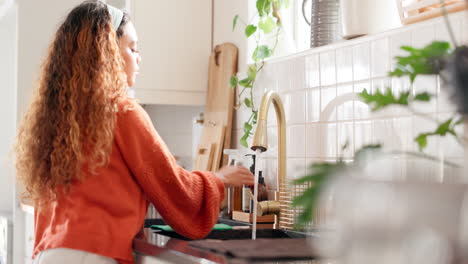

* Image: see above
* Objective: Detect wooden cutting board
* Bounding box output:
[203,43,238,170]
[193,124,225,171]
[193,143,215,171]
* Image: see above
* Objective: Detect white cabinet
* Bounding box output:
[132,0,212,105]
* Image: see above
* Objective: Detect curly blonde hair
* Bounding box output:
[15,1,129,208]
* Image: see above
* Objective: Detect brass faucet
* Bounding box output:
[251,90,287,229]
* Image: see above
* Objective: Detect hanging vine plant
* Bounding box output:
[230,0,290,148]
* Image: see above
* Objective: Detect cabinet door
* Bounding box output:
[133,0,212,105]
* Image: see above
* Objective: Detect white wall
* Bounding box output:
[17,0,81,118]
[144,105,204,170]
[15,1,82,263]
[213,0,249,73]
[0,0,16,219]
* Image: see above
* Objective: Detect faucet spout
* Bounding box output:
[251,91,287,228]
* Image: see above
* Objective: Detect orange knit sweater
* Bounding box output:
[32,98,225,264]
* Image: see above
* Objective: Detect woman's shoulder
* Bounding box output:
[116,96,152,127]
[117,96,141,112]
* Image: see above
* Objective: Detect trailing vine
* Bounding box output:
[230,0,290,148]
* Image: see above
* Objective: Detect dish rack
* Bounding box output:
[396,0,466,25]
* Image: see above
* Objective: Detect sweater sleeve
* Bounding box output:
[114,100,225,239]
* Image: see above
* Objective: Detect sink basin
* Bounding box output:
[144,218,248,228]
[152,228,307,241]
[146,218,308,241]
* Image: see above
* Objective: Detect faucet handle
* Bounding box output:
[257,200,280,216]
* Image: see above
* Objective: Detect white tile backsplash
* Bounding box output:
[435,15,462,47]
[337,84,354,121]
[287,125,306,158]
[320,51,336,86]
[277,61,291,92]
[392,117,413,152]
[293,57,306,90]
[287,158,306,180]
[285,91,306,125]
[264,158,278,190]
[371,38,390,78]
[305,123,337,158]
[337,122,354,158]
[412,75,438,113]
[320,86,337,122]
[306,88,321,123]
[305,54,320,88]
[353,42,370,81]
[336,46,353,84]
[390,31,412,66]
[305,124,320,158]
[412,23,436,48]
[232,12,465,186]
[372,119,397,149]
[354,120,372,151]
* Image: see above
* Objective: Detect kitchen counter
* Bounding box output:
[133,219,321,264]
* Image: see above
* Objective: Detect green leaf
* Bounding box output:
[292,185,322,206]
[359,88,409,111]
[247,65,257,80]
[415,134,428,151]
[243,121,253,134]
[296,204,313,228]
[232,15,239,31]
[397,91,410,105]
[435,118,454,136]
[252,111,258,124]
[293,162,341,185]
[401,46,418,53]
[422,41,451,57]
[259,17,275,34]
[414,92,432,102]
[229,76,238,89]
[292,171,330,226]
[244,98,252,108]
[256,0,272,17]
[412,117,463,152]
[240,133,249,148]
[389,41,451,83]
[238,78,252,88]
[252,45,272,61]
[256,0,266,16]
[245,25,257,38]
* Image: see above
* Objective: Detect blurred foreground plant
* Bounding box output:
[293,39,467,228]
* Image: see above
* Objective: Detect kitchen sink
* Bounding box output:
[145,218,308,241]
[152,228,308,241]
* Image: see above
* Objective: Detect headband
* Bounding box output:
[106,4,123,31]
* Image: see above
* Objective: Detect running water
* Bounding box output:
[252,149,263,240]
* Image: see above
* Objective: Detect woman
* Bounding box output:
[15,1,254,263]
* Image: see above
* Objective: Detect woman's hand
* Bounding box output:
[216,166,255,187]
